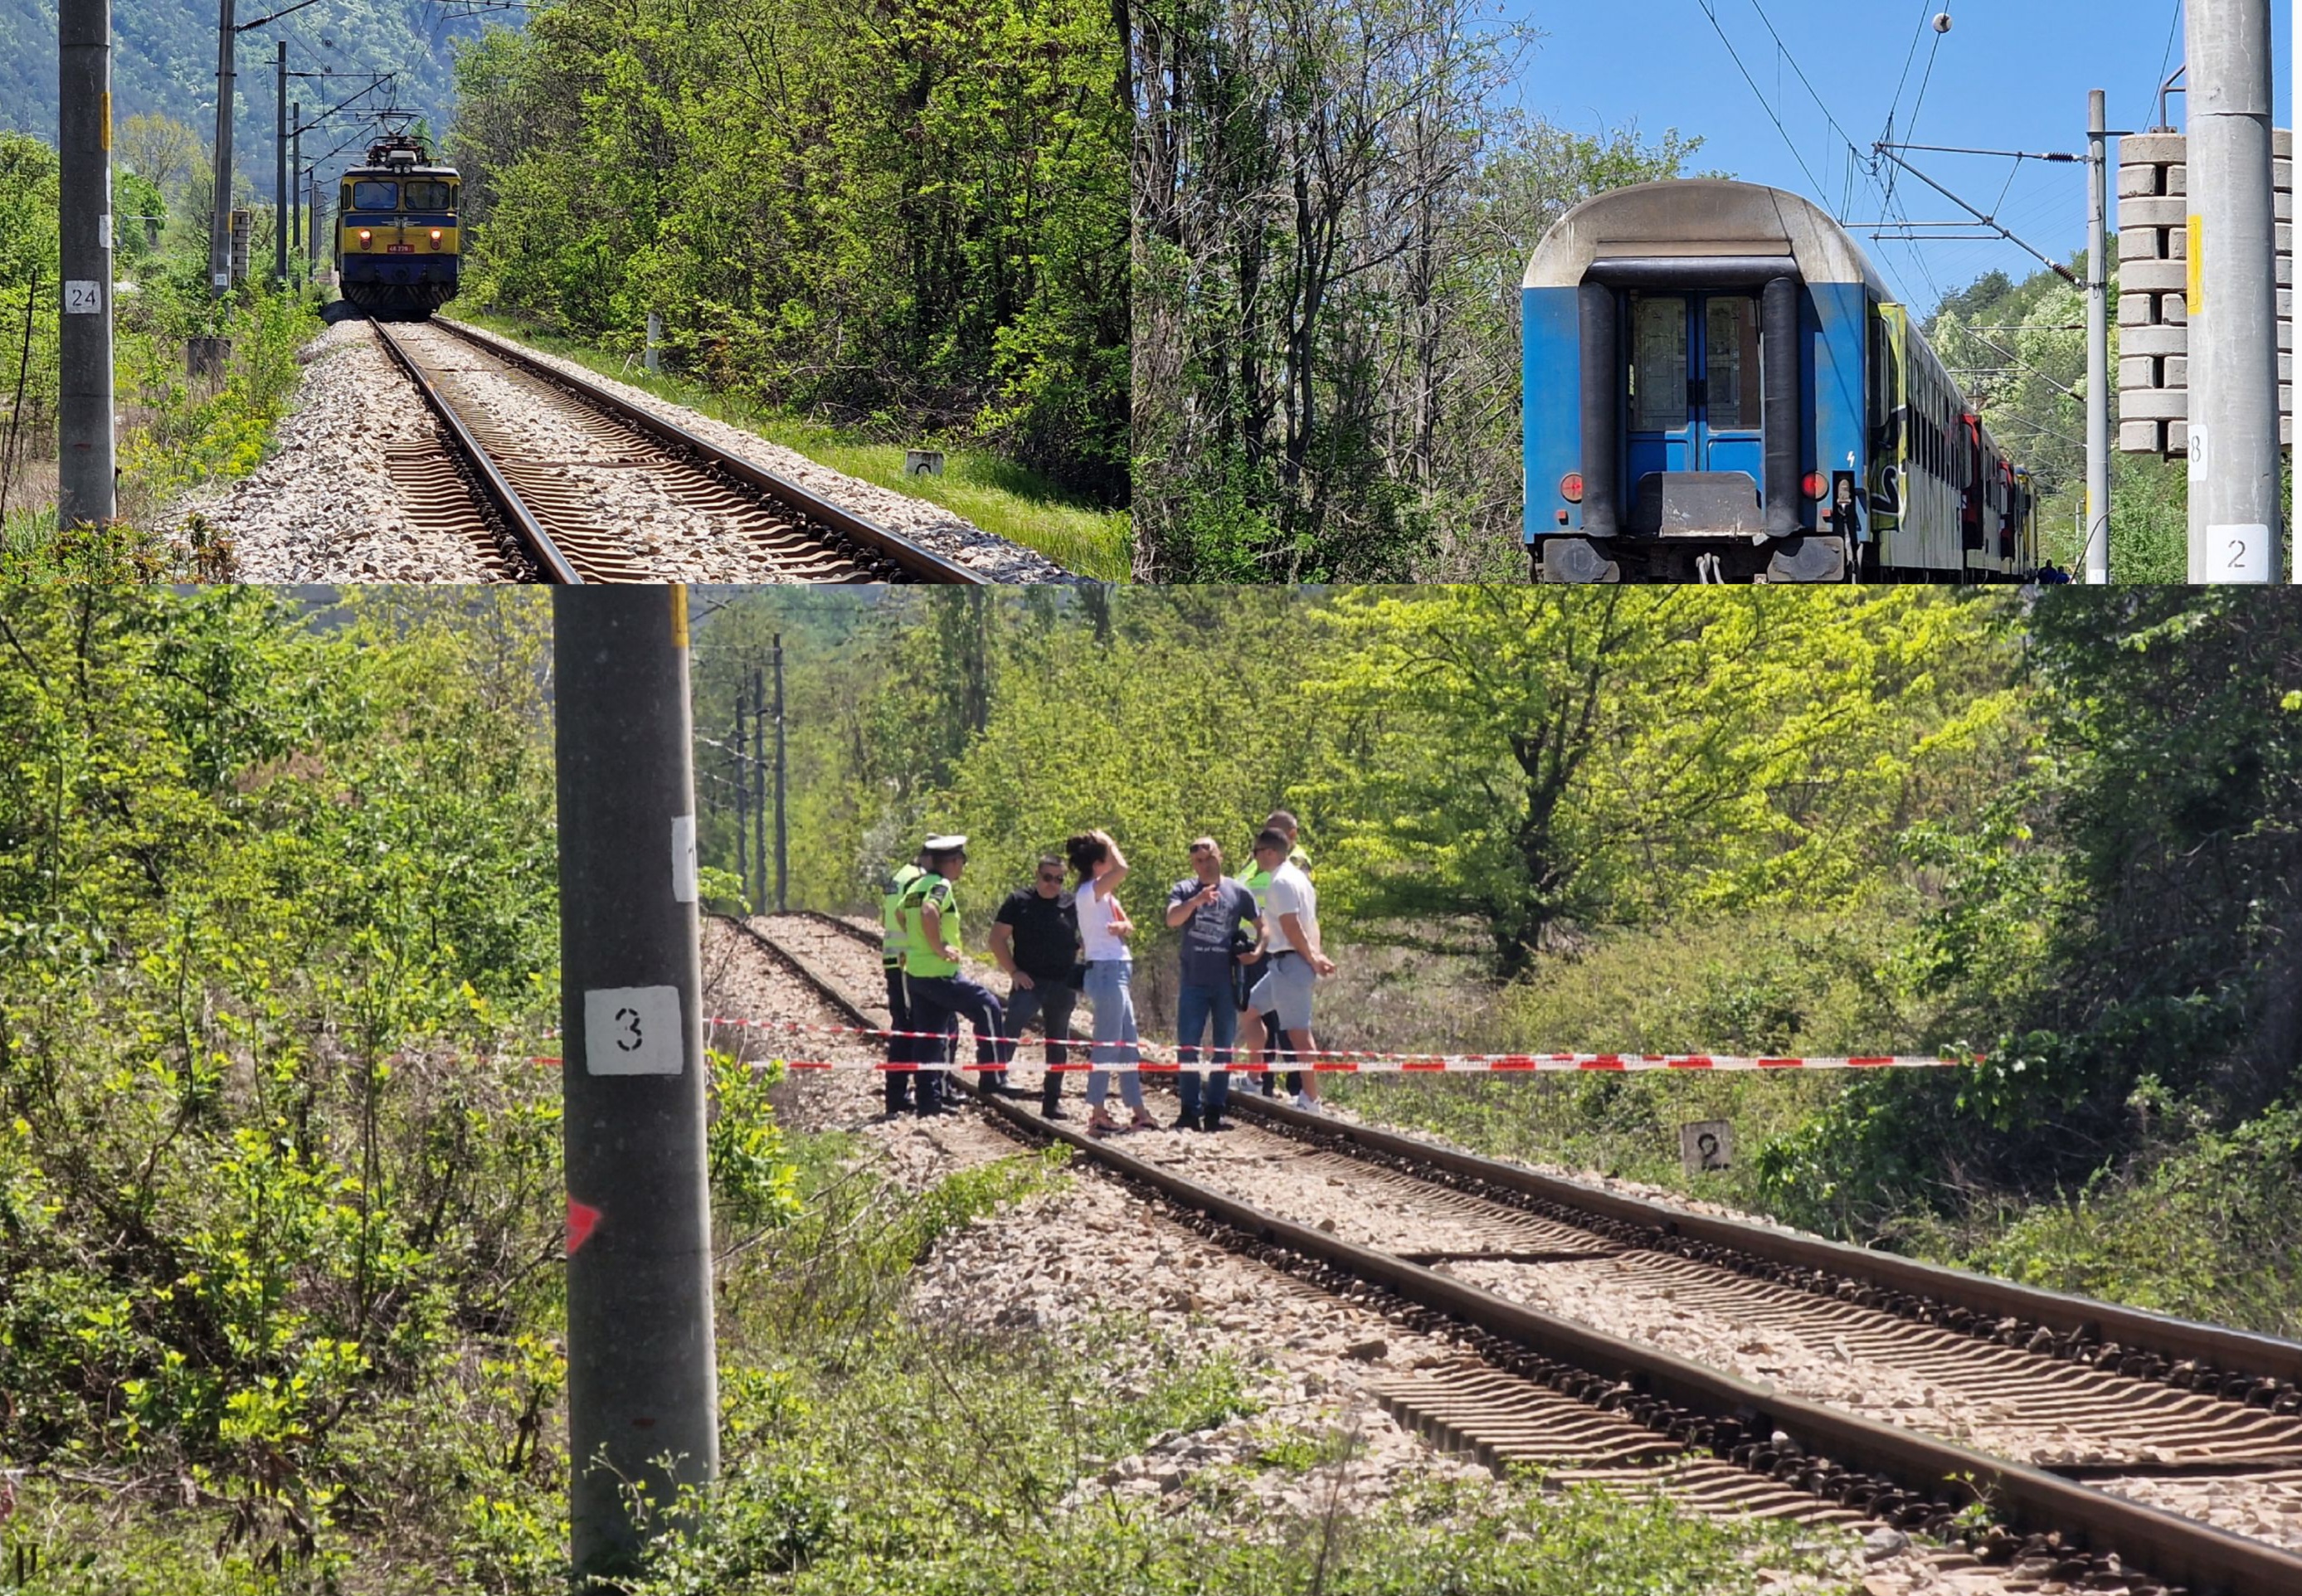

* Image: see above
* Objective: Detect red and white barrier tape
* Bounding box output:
[501,1019,1973,1073]
[681,1011,1976,1073]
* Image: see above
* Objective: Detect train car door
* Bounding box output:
[1624,293,1764,530]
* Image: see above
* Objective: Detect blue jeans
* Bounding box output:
[1083,960,1144,1112]
[1175,981,1236,1119]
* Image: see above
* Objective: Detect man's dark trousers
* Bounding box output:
[906,974,1015,1097]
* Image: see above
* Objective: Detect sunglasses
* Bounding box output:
[1036,871,1064,883]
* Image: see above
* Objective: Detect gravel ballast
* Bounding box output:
[438,319,1073,583]
[180,314,1077,583]
[183,319,501,582]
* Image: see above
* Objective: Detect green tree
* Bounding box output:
[1297,588,2025,975]
[450,0,1128,504]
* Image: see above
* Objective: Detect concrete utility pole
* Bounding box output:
[554,586,719,1580]
[273,41,286,286]
[2185,0,2282,581]
[209,0,236,297]
[732,684,749,907]
[57,0,114,528]
[2085,89,2111,583]
[2295,0,2301,582]
[288,103,299,275]
[750,669,767,910]
[768,646,786,914]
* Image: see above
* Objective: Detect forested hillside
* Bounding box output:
[0,1,479,202]
[450,0,1128,507]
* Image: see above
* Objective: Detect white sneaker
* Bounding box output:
[1293,1092,1319,1112]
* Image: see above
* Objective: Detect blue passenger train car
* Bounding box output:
[1522,180,2037,583]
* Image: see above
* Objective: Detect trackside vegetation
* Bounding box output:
[448,0,1128,518]
[0,126,320,578]
[0,587,1841,1592]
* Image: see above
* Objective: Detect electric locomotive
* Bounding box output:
[335,134,461,319]
[1522,178,2039,583]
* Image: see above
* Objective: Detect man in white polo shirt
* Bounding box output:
[1239,827,1336,1109]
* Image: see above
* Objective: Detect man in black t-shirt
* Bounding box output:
[990,854,1084,1117]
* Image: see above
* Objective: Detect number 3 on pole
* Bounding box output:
[582,985,684,1074]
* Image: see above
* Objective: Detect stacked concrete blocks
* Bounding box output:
[2117,129,2294,454]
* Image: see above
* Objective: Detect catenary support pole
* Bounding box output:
[273,41,285,286]
[751,669,767,912]
[2295,0,2301,582]
[2185,0,2281,581]
[2085,89,2111,582]
[57,0,114,528]
[554,586,719,1581]
[209,0,235,297]
[288,105,298,277]
[749,665,767,915]
[732,681,749,910]
[771,642,786,914]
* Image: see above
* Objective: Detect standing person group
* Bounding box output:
[874,812,1336,1127]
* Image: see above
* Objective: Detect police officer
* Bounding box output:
[880,843,936,1117]
[898,834,1016,1110]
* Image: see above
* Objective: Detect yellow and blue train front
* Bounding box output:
[337,175,460,315]
[340,217,459,294]
[1521,179,1877,582]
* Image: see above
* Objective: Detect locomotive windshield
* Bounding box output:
[351,179,399,211]
[402,180,455,211]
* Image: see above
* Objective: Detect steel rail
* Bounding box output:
[710,912,878,1032]
[965,1084,2302,1596]
[1224,1092,2302,1395]
[431,319,987,585]
[371,319,585,583]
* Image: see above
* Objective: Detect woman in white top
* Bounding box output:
[1066,829,1155,1136]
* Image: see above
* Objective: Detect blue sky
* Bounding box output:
[1505,2,2288,313]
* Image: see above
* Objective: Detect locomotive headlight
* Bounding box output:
[430,228,444,251]
[358,229,372,250]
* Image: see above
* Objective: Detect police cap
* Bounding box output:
[923,834,969,855]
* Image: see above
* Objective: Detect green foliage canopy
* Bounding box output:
[450,0,1128,504]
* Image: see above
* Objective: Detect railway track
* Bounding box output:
[369,319,985,585]
[733,926,2302,1594]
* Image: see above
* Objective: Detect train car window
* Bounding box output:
[1706,299,1759,429]
[402,180,454,211]
[1629,296,1688,431]
[351,180,399,211]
